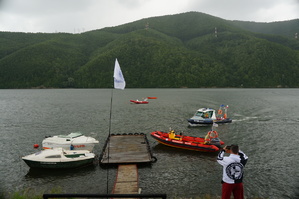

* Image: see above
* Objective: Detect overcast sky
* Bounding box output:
[1,0,299,33]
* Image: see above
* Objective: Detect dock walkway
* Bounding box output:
[112,164,139,194]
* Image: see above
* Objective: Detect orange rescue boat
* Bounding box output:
[150,130,224,152]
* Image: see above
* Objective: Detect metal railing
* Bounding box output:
[43,193,167,199]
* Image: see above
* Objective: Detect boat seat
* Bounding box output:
[174,137,182,141]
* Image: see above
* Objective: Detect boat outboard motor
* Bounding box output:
[211,137,221,148]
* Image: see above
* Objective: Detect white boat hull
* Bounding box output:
[22,148,96,169]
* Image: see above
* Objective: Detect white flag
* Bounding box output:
[113,58,126,90]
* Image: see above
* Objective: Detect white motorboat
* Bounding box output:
[22,148,95,169]
[42,132,99,151]
[187,105,232,126]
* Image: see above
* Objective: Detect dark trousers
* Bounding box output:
[222,182,244,199]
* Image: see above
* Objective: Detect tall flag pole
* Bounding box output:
[107,58,126,193]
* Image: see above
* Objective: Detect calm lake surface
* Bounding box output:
[0,89,298,199]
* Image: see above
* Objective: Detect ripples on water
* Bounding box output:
[0,89,298,199]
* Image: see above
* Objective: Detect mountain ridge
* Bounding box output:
[0,11,299,88]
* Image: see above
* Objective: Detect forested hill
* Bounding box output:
[0,11,299,88]
[231,19,299,38]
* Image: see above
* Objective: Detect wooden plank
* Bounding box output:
[101,134,152,164]
[117,164,138,182]
[112,164,139,196]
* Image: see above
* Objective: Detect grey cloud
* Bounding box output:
[186,0,299,22]
[0,0,298,33]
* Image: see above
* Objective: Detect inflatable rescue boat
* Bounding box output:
[150,130,224,152]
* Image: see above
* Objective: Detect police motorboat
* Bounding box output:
[187,105,232,126]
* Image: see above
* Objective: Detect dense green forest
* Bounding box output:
[0,11,299,88]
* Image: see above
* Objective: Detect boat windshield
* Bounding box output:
[196,111,213,118]
[58,132,83,138]
[195,111,204,116]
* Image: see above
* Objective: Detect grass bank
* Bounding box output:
[2,188,266,199]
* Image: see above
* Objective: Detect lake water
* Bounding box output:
[0,89,298,199]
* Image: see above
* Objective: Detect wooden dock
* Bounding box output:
[100,134,157,197]
[100,134,155,164]
[112,164,139,195]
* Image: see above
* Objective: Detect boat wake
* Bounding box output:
[232,116,258,122]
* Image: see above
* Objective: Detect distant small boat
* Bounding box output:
[42,132,99,151]
[147,97,157,99]
[151,130,224,152]
[130,99,149,104]
[187,105,232,126]
[22,148,95,169]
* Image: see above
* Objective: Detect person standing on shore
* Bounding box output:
[217,145,248,199]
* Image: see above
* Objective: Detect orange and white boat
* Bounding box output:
[130,99,149,104]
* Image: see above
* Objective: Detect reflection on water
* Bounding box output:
[0,88,298,199]
[24,163,98,179]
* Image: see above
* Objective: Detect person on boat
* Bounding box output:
[202,112,209,118]
[168,130,182,140]
[168,130,176,139]
[204,133,211,144]
[204,131,219,145]
[217,145,248,199]
[70,144,74,150]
